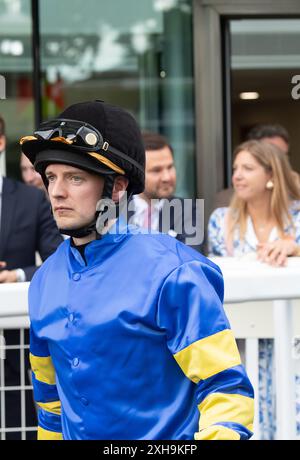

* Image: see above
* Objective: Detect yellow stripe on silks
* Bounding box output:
[195,424,240,440]
[38,426,63,441]
[30,353,56,385]
[198,392,254,432]
[88,152,125,175]
[38,400,61,415]
[173,329,241,383]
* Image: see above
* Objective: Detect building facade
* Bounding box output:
[1,0,300,217]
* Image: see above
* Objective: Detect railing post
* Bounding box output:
[273,299,296,440]
[245,338,260,439]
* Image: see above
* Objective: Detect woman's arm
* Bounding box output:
[257,203,300,266]
[257,237,300,266]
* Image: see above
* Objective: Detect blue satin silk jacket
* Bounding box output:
[29,219,254,440]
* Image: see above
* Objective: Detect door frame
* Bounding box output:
[193,0,300,216]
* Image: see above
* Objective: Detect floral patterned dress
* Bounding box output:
[208,201,300,440]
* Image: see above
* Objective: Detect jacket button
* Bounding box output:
[68,313,74,322]
[80,397,89,406]
[72,273,81,281]
[72,357,79,367]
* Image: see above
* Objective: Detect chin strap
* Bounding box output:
[59,174,116,239]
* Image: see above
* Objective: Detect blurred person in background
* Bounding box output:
[208,139,300,439]
[20,152,45,192]
[246,123,290,154]
[130,131,203,252]
[0,115,63,282]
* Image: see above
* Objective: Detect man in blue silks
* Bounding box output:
[21,100,254,440]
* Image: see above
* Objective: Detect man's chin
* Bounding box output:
[156,190,174,199]
[56,217,94,232]
[55,217,81,231]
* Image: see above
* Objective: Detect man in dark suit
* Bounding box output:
[0,176,64,281]
[20,151,45,192]
[0,115,63,438]
[0,116,63,281]
[128,132,203,252]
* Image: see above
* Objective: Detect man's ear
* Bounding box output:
[112,176,129,202]
[0,135,6,153]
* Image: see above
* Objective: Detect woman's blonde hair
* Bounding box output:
[227,140,300,245]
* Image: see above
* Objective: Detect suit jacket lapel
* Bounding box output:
[0,177,17,261]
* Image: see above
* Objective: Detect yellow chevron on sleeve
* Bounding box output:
[30,353,56,385]
[173,329,241,382]
[38,400,61,415]
[195,424,240,440]
[38,426,63,440]
[198,392,254,432]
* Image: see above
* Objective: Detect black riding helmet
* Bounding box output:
[21,100,145,195]
[20,100,145,238]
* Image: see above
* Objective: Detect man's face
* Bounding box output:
[143,146,176,200]
[20,153,45,190]
[45,164,104,230]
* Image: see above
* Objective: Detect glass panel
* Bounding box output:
[0,0,34,179]
[230,19,300,177]
[39,0,195,197]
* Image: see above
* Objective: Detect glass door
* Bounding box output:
[0,0,34,179]
[227,18,300,182]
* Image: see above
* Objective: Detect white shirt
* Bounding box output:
[130,195,166,231]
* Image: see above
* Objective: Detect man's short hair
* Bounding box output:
[246,123,289,145]
[142,131,173,156]
[0,115,5,137]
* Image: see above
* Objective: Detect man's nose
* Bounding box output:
[50,178,68,198]
[25,169,35,183]
[29,171,38,184]
[161,169,172,181]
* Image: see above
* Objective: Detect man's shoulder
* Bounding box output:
[160,195,198,217]
[161,196,189,205]
[3,176,45,201]
[127,226,212,268]
[133,231,222,283]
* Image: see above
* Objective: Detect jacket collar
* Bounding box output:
[67,216,131,270]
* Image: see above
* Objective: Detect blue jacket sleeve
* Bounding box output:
[157,260,254,440]
[29,326,63,440]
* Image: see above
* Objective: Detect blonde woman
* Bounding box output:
[208,140,300,266]
[208,140,300,439]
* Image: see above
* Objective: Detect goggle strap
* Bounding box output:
[107,145,144,174]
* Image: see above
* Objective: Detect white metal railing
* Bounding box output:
[211,256,300,441]
[1,259,300,440]
[0,282,35,439]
